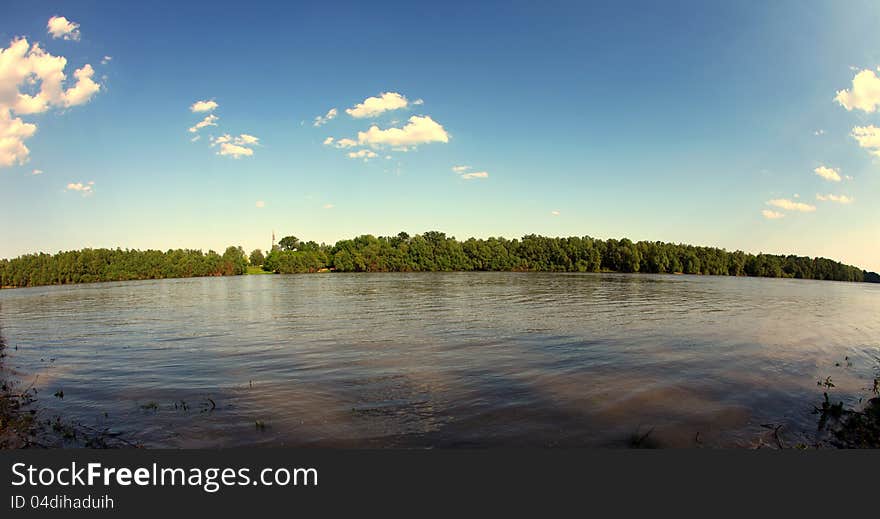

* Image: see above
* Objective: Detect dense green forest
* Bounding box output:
[1,232,877,288]
[260,232,878,283]
[0,247,248,288]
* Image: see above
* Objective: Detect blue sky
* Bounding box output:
[2,0,879,271]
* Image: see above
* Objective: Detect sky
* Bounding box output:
[1,0,879,271]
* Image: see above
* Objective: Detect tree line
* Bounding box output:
[1,232,877,288]
[0,247,248,288]
[258,232,878,283]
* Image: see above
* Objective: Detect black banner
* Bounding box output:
[2,450,878,516]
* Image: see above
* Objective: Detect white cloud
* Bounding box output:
[347,149,377,160]
[190,99,218,113]
[333,137,358,148]
[761,209,785,220]
[218,143,253,158]
[255,200,265,208]
[766,198,816,212]
[814,165,841,182]
[188,114,218,133]
[1,39,101,114]
[813,129,825,136]
[313,108,337,127]
[210,133,259,158]
[101,56,112,65]
[851,125,880,157]
[816,193,854,204]
[47,16,81,41]
[62,64,101,106]
[237,133,259,145]
[323,203,334,209]
[357,115,449,148]
[0,38,101,167]
[322,137,334,146]
[31,168,43,175]
[835,68,880,112]
[66,180,94,195]
[190,135,201,142]
[453,164,489,180]
[551,210,560,216]
[346,92,409,118]
[0,110,37,167]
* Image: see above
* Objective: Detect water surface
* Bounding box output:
[1,273,878,447]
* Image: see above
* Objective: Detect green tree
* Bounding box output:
[278,236,300,251]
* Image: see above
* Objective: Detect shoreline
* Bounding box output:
[3,268,879,292]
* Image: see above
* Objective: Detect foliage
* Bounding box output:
[259,231,877,283]
[2,232,877,287]
[249,249,265,266]
[0,246,248,288]
[278,236,300,252]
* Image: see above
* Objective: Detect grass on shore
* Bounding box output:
[246,266,272,275]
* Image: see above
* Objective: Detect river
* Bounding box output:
[1,272,877,447]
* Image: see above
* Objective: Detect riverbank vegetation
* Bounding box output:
[0,246,248,288]
[261,232,878,283]
[1,232,877,288]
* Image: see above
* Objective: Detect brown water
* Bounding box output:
[0,272,878,448]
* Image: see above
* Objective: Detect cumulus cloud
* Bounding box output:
[101,56,112,65]
[816,193,854,204]
[66,180,94,195]
[31,168,43,175]
[835,68,880,112]
[452,165,470,173]
[357,115,449,148]
[347,149,377,160]
[551,210,561,216]
[47,16,81,41]
[188,114,218,133]
[851,125,880,157]
[814,165,842,182]
[813,129,825,136]
[766,198,816,212]
[0,110,37,167]
[313,108,337,127]
[255,200,265,208]
[322,137,334,146]
[237,133,259,145]
[62,64,101,106]
[218,143,253,158]
[333,137,357,148]
[0,38,101,167]
[1,39,101,114]
[190,99,218,113]
[210,133,259,158]
[761,209,785,220]
[346,92,410,118]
